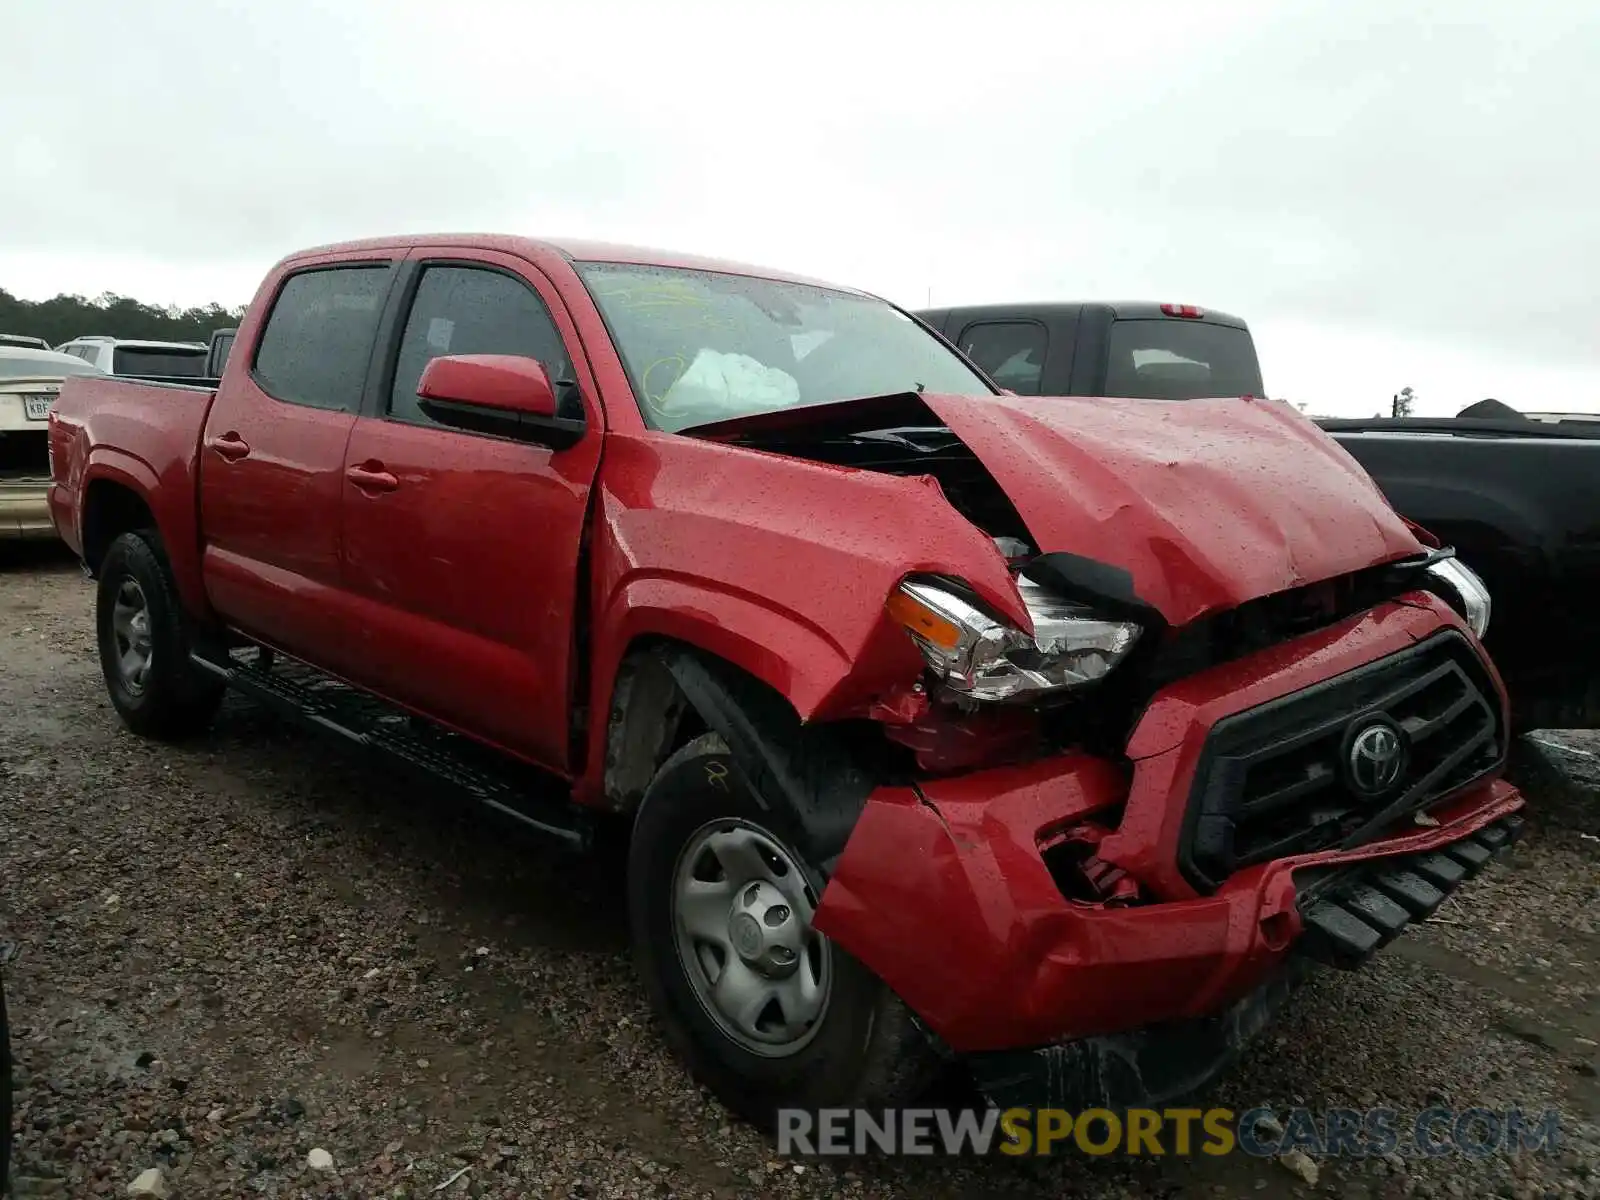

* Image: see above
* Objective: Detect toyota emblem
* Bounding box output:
[1346,719,1408,797]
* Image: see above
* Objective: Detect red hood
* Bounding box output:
[919,392,1423,626]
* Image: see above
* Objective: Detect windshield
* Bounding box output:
[578,263,994,431]
[1103,319,1264,401]
[112,347,207,377]
[0,353,104,380]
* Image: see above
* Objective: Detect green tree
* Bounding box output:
[0,287,245,348]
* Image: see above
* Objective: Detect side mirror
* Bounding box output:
[416,354,584,449]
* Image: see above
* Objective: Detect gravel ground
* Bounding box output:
[2,545,1596,1199]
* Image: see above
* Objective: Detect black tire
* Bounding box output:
[628,733,938,1129]
[95,531,224,740]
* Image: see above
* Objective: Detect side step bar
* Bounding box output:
[191,648,594,851]
[1297,814,1524,969]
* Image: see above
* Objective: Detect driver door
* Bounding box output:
[337,250,603,774]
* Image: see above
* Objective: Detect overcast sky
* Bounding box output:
[4,0,1596,416]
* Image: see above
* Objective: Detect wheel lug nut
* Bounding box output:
[764,905,790,927]
[771,946,795,963]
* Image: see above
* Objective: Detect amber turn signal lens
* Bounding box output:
[886,589,963,651]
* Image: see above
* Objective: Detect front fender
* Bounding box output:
[597,574,886,720]
[572,572,920,812]
[571,429,1027,806]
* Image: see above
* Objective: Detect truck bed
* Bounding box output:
[1317,417,1600,727]
[48,373,218,614]
[1315,419,1600,572]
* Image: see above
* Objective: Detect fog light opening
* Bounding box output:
[1039,821,1145,907]
[1259,911,1294,951]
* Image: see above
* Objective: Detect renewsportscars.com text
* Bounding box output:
[777,1106,1564,1158]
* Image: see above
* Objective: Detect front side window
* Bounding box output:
[578,263,994,432]
[958,321,1047,395]
[389,266,571,425]
[253,265,391,411]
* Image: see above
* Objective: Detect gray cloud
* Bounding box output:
[3,0,1596,404]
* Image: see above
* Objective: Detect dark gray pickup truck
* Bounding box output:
[916,301,1600,730]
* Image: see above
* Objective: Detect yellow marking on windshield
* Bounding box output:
[642,355,687,410]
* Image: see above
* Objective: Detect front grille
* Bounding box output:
[1145,559,1434,693]
[1179,632,1504,891]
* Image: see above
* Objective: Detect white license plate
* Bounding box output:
[23,394,53,420]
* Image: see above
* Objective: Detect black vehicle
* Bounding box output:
[206,327,237,379]
[916,301,1600,730]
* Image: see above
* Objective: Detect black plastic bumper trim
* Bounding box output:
[1298,814,1523,969]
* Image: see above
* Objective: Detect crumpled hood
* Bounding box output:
[919,392,1423,626]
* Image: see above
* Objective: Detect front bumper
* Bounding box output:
[966,812,1524,1110]
[0,480,54,540]
[812,598,1524,1069]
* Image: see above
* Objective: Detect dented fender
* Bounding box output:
[573,428,1030,802]
[591,431,1028,691]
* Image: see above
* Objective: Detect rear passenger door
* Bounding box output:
[199,257,396,673]
[337,251,604,774]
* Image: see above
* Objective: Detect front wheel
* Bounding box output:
[628,733,938,1128]
[95,531,224,740]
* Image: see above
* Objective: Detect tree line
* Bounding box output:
[0,287,245,348]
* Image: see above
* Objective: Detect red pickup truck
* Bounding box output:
[47,234,1524,1123]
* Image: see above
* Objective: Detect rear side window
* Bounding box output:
[253,265,391,411]
[112,347,206,376]
[388,265,572,425]
[1103,319,1264,401]
[958,322,1047,395]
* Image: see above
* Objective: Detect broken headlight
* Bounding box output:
[1425,556,1491,639]
[886,576,1142,703]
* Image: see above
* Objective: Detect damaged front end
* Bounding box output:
[683,388,1523,1109]
[687,389,1487,778]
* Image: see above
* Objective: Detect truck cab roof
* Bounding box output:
[919,301,1250,330]
[917,300,1261,401]
[282,233,865,293]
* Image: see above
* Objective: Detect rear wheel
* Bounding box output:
[95,531,224,740]
[628,734,938,1128]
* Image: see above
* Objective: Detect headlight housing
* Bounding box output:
[1425,556,1491,639]
[886,575,1142,703]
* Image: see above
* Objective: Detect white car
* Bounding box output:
[0,347,106,539]
[55,335,208,378]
